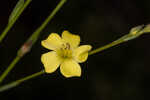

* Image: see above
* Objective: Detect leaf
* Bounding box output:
[8,0,24,24]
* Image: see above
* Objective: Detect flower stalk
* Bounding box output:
[0,70,44,92]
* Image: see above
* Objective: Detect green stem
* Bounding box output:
[0,56,21,83]
[0,0,31,43]
[89,38,124,55]
[16,70,45,83]
[28,0,67,45]
[0,0,67,84]
[0,70,44,92]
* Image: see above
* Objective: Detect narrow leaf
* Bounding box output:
[8,0,24,24]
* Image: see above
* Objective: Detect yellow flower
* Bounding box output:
[41,30,92,78]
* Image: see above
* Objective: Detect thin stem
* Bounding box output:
[0,56,21,83]
[0,0,67,84]
[89,39,124,55]
[0,0,31,43]
[28,0,67,45]
[0,70,44,92]
[16,70,45,83]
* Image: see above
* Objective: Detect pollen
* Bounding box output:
[56,43,73,59]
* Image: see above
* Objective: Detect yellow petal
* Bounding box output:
[62,30,80,48]
[41,51,62,73]
[41,33,63,50]
[73,45,92,63]
[60,59,81,78]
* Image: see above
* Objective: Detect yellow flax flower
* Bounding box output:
[41,30,92,78]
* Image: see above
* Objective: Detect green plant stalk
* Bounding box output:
[0,0,31,43]
[0,70,44,92]
[28,0,67,45]
[0,56,21,83]
[89,38,124,55]
[0,0,67,84]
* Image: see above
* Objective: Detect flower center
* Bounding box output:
[56,43,72,59]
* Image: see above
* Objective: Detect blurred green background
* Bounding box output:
[0,0,149,100]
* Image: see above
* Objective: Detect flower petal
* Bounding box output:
[41,51,62,73]
[62,30,80,48]
[73,45,92,63]
[60,59,81,78]
[41,33,63,50]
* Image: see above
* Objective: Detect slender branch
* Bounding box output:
[89,38,124,55]
[28,0,67,45]
[0,56,21,83]
[0,70,44,92]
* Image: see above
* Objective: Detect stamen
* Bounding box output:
[56,43,72,59]
[66,43,70,49]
